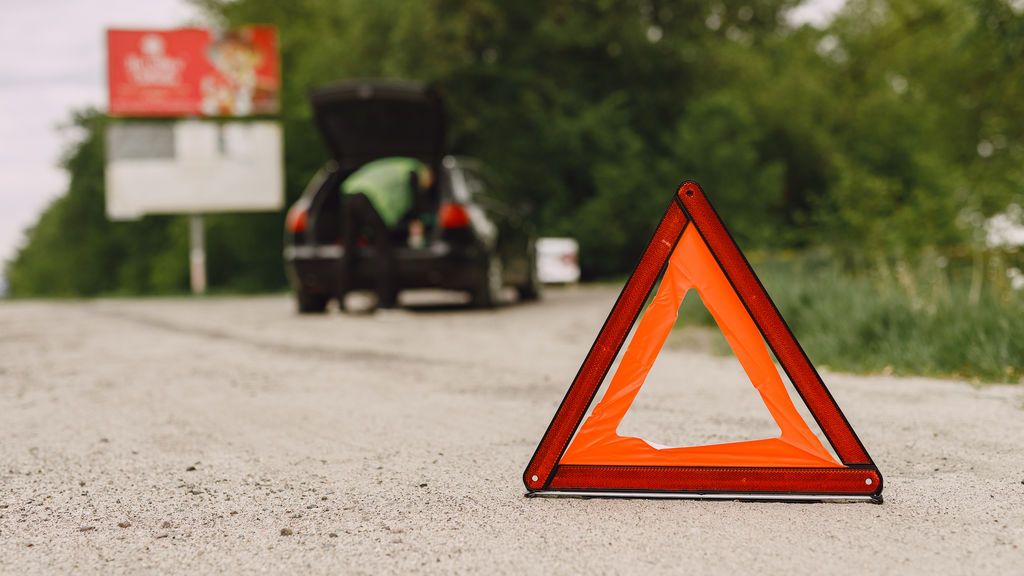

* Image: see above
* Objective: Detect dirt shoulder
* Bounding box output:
[1,289,1021,574]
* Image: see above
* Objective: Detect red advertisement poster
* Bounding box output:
[107,26,279,117]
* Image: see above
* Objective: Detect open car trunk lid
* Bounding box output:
[309,79,446,171]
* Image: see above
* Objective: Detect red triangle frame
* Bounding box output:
[523,182,882,502]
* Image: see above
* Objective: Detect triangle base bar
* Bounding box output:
[526,491,882,504]
[542,465,881,497]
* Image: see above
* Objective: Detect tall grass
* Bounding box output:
[678,252,1024,383]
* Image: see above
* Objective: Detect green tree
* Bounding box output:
[8,0,1022,294]
[6,111,189,296]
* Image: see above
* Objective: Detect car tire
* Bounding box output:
[470,254,503,309]
[517,255,542,302]
[296,289,330,314]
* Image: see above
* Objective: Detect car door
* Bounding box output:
[460,167,531,285]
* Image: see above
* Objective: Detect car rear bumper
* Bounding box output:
[285,242,484,296]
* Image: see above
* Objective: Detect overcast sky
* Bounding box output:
[0,0,843,269]
[0,0,202,268]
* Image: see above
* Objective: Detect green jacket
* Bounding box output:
[341,157,423,227]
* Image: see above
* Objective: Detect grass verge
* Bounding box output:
[677,253,1024,384]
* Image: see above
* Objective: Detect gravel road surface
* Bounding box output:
[1,289,1022,574]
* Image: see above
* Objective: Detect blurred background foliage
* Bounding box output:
[5,0,1023,380]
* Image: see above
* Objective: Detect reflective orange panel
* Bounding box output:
[560,226,840,468]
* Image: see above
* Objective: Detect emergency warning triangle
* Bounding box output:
[524,182,882,502]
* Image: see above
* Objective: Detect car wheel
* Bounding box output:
[470,254,503,308]
[517,255,543,302]
[296,289,330,314]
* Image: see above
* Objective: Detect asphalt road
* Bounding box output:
[1,288,1022,574]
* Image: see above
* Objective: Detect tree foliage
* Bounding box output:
[6,112,189,296]
[7,0,1022,295]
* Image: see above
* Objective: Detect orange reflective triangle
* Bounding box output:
[524,182,882,502]
[561,224,839,468]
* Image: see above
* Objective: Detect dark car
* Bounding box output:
[284,79,540,312]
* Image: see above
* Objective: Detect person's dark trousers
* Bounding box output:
[339,193,398,309]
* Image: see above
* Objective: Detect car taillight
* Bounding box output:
[439,203,470,229]
[286,205,308,233]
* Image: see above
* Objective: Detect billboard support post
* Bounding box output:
[189,214,207,295]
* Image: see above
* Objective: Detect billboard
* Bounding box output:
[107,26,279,117]
[105,120,283,219]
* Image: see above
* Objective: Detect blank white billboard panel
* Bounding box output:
[105,120,283,220]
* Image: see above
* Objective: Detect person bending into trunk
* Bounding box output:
[339,157,434,310]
